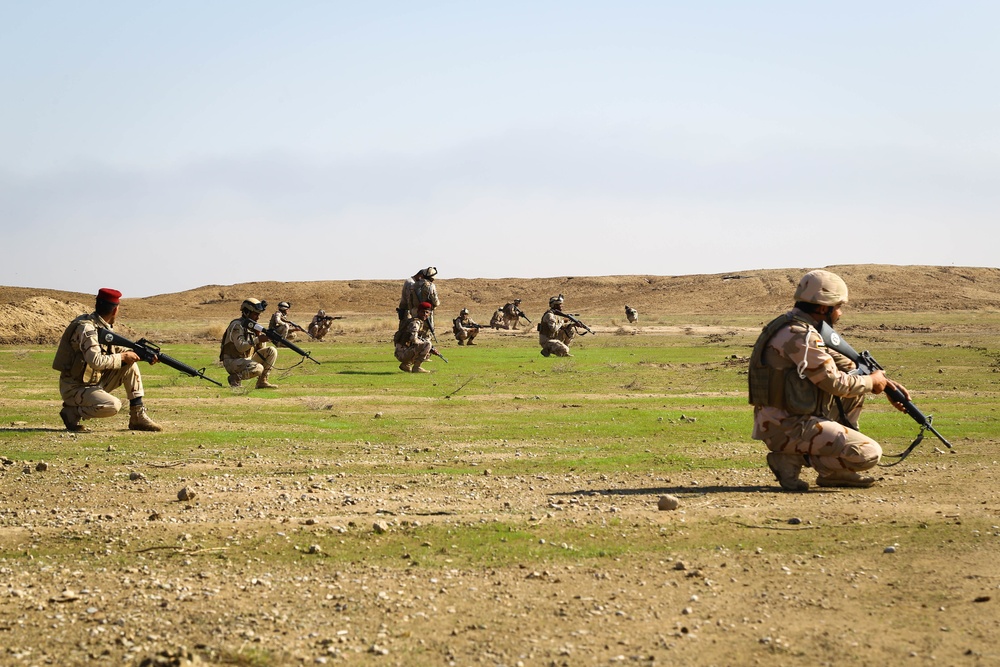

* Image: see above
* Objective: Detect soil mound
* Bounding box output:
[3,264,998,345]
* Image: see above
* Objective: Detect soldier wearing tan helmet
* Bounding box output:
[748,270,910,490]
[538,294,576,357]
[453,308,480,345]
[220,298,279,389]
[269,301,304,342]
[501,299,525,330]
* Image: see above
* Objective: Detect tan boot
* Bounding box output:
[816,470,876,488]
[227,373,242,388]
[128,405,163,432]
[255,371,278,389]
[59,405,90,433]
[457,340,465,345]
[398,362,412,372]
[766,452,808,492]
[411,365,431,373]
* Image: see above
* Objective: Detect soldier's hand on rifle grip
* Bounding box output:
[869,370,889,395]
[121,350,141,365]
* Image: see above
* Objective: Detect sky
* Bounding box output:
[2,1,998,297]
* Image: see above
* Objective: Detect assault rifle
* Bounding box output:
[97,329,223,387]
[430,347,449,363]
[553,311,595,336]
[250,322,321,365]
[514,309,531,324]
[817,321,952,465]
[314,315,343,322]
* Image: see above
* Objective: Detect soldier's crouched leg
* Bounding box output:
[253,347,279,389]
[224,358,263,387]
[395,345,417,372]
[765,452,809,492]
[797,418,881,488]
[67,386,123,421]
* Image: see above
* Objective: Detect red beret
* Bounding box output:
[418,301,434,310]
[97,288,122,305]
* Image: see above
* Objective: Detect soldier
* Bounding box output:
[395,301,436,373]
[399,267,440,319]
[220,298,279,389]
[502,299,526,329]
[625,305,638,323]
[309,309,333,340]
[269,301,305,341]
[538,294,577,357]
[52,287,162,432]
[489,306,505,329]
[453,308,481,345]
[749,270,910,491]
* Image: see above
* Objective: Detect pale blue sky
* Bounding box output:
[2,1,997,296]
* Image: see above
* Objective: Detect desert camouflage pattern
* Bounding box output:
[751,309,880,475]
[538,309,576,357]
[625,306,638,323]
[501,302,523,329]
[221,318,278,381]
[490,308,505,329]
[453,312,479,344]
[309,311,332,340]
[55,312,144,420]
[398,277,419,315]
[268,310,297,341]
[394,316,433,368]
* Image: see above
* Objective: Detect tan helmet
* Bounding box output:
[318,309,326,317]
[423,266,438,279]
[460,308,469,315]
[241,298,267,315]
[794,270,849,306]
[548,294,564,308]
[513,298,521,304]
[278,301,291,310]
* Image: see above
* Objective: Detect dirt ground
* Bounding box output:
[2,265,999,666]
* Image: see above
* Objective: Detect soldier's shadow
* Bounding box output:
[0,426,67,433]
[552,483,778,497]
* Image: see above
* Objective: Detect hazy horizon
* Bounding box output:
[4,2,998,297]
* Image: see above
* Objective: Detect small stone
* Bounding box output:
[35,461,48,472]
[373,521,389,534]
[884,546,897,554]
[22,466,31,474]
[658,495,680,511]
[177,487,196,501]
[673,561,687,571]
[305,518,317,525]
[308,544,322,554]
[788,517,802,525]
[129,471,146,481]
[374,412,383,419]
[106,444,115,452]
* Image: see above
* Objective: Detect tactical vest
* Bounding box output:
[52,313,96,375]
[220,318,252,361]
[748,312,833,416]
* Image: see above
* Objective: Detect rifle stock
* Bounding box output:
[97,328,223,387]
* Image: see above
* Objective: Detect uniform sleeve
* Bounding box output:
[776,323,872,398]
[227,321,256,354]
[78,322,122,371]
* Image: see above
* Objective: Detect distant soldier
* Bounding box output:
[395,302,436,373]
[52,287,163,432]
[489,306,505,329]
[502,299,528,329]
[625,305,638,323]
[538,294,577,357]
[221,298,279,389]
[453,308,481,345]
[309,309,334,340]
[750,270,910,491]
[269,301,305,341]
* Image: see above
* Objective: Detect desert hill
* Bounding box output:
[2,264,998,345]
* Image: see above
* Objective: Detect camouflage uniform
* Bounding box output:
[750,308,881,478]
[538,309,576,357]
[53,313,146,423]
[394,316,433,371]
[269,310,297,341]
[221,317,278,387]
[502,302,523,330]
[490,308,505,329]
[309,310,332,340]
[453,311,480,345]
[625,306,638,323]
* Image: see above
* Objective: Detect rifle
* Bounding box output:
[553,311,595,336]
[315,315,343,322]
[430,347,449,363]
[284,319,310,336]
[97,328,223,387]
[250,322,321,365]
[817,321,952,465]
[514,309,531,324]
